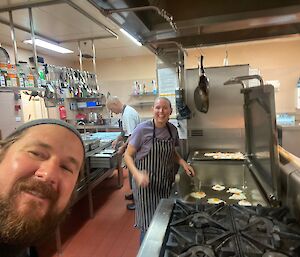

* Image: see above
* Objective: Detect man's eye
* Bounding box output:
[29,151,43,157]
[62,166,74,174]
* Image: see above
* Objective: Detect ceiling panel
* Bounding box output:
[0,0,152,62]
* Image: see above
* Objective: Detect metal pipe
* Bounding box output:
[8,11,18,64]
[60,35,114,43]
[106,5,161,14]
[91,39,99,91]
[224,78,246,88]
[78,41,83,72]
[224,75,264,88]
[28,7,38,78]
[0,0,62,12]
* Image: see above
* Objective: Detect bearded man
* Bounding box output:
[0,119,85,257]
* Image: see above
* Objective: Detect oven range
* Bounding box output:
[138,199,300,257]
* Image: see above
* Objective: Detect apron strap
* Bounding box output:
[152,119,173,144]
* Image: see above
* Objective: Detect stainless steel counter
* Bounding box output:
[77,124,121,131]
[278,125,300,157]
[137,199,175,257]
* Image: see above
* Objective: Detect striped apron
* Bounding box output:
[133,120,176,231]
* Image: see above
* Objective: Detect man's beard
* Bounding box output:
[0,177,70,247]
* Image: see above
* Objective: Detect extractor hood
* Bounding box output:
[88,0,300,64]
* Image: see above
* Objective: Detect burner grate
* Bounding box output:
[161,200,300,257]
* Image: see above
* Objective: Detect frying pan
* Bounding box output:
[0,47,10,64]
[194,55,209,113]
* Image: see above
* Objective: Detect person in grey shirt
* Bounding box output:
[106,96,141,210]
[0,119,85,257]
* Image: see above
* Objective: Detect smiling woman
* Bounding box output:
[124,97,195,244]
[0,119,85,257]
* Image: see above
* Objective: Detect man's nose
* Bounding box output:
[35,159,59,188]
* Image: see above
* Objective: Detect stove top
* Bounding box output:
[162,200,300,257]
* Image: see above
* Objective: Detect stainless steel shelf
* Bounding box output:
[77,105,105,109]
[0,86,45,92]
[131,102,154,107]
[130,93,158,96]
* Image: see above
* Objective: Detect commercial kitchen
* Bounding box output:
[1,1,300,256]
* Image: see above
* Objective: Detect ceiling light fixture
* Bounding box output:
[23,39,73,54]
[120,28,142,46]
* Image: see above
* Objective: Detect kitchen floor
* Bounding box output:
[37,169,140,257]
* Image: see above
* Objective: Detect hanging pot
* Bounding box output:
[194,55,209,113]
[0,47,10,64]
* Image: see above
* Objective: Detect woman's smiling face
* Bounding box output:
[153,98,172,127]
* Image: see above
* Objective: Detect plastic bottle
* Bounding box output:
[136,82,140,95]
[16,64,25,87]
[133,81,138,95]
[0,63,7,87]
[27,74,35,87]
[7,64,17,87]
[142,82,146,94]
[152,80,157,95]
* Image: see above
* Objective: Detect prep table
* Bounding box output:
[79,131,123,216]
[56,131,122,254]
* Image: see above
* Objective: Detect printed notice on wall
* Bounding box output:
[157,67,178,94]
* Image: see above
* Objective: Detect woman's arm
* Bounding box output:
[124,144,149,187]
[174,149,195,177]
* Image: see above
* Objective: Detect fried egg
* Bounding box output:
[212,184,225,191]
[238,200,252,206]
[226,188,243,194]
[229,193,247,200]
[207,198,225,204]
[190,191,206,199]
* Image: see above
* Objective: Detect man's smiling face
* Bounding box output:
[0,124,84,245]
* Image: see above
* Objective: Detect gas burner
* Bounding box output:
[179,245,215,257]
[161,200,300,257]
[262,252,288,257]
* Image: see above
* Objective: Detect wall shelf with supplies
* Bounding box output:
[130,92,158,97]
[130,102,154,108]
[68,98,105,110]
[66,96,104,100]
[77,105,105,109]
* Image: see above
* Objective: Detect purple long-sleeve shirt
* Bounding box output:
[128,120,179,161]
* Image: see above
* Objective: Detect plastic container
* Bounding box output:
[27,74,35,87]
[152,80,157,95]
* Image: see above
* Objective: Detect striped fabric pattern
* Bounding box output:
[133,136,175,231]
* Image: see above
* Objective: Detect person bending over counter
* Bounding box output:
[0,119,85,257]
[124,96,195,242]
[106,96,141,210]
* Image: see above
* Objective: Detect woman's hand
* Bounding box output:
[111,139,118,149]
[135,170,149,187]
[180,160,195,177]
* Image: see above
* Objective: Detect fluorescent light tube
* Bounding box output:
[120,28,142,46]
[23,39,73,54]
